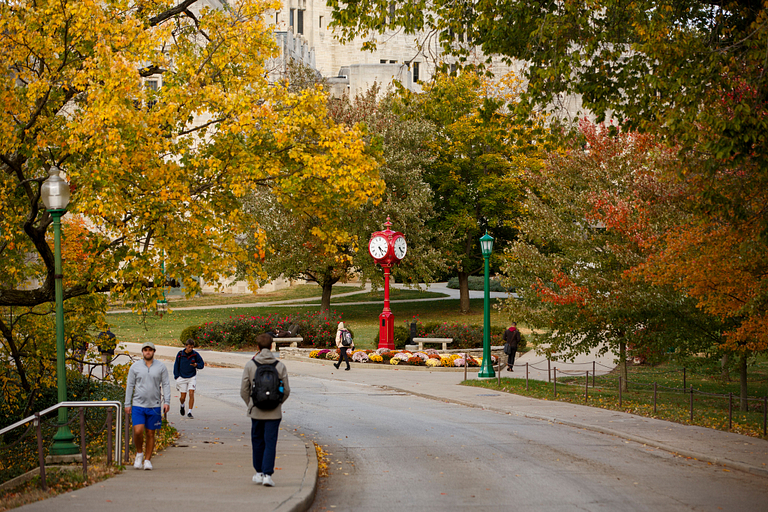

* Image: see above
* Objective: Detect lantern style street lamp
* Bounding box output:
[41,166,79,455]
[478,231,495,378]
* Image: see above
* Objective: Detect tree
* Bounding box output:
[638,161,768,409]
[1,0,381,413]
[243,82,444,311]
[413,71,541,313]
[499,121,721,388]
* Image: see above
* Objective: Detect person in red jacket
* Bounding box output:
[173,339,205,418]
[503,322,521,372]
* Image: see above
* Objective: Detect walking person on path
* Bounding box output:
[503,322,521,372]
[240,333,290,487]
[334,321,354,371]
[174,338,205,419]
[124,342,171,470]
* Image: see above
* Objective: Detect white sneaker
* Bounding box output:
[143,459,153,470]
[252,472,264,484]
[262,474,274,487]
[133,452,144,469]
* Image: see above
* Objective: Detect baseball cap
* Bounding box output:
[141,342,156,351]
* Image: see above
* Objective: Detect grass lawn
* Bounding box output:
[108,284,366,310]
[107,297,509,350]
[464,360,768,439]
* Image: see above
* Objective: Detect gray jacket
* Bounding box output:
[240,349,290,420]
[125,359,171,408]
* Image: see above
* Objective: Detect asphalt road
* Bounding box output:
[197,366,768,512]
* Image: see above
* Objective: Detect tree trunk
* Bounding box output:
[321,281,333,313]
[739,353,749,412]
[720,353,730,382]
[458,271,470,314]
[619,341,628,392]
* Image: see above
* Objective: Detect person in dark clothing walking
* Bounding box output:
[173,339,205,418]
[503,322,521,371]
[240,333,290,487]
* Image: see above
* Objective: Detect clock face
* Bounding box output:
[393,236,407,260]
[369,235,389,259]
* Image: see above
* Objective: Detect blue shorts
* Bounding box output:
[132,406,162,430]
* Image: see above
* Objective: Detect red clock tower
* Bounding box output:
[368,217,407,350]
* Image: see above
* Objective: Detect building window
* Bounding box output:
[297,9,304,34]
[145,79,159,109]
[380,59,388,64]
[290,9,295,31]
[319,16,323,28]
[275,12,279,26]
[390,60,397,64]
[412,62,420,83]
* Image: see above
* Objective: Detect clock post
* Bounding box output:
[379,263,394,350]
[369,217,407,351]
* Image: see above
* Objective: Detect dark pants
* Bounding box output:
[507,349,517,369]
[251,418,281,475]
[337,348,351,369]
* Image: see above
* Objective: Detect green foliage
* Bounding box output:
[193,310,347,350]
[179,325,201,343]
[446,276,511,292]
[0,374,125,482]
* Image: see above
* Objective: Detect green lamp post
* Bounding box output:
[478,231,496,378]
[41,166,79,455]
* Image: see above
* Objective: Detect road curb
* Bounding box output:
[275,437,319,512]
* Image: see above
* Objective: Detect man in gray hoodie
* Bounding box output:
[240,334,290,487]
[125,342,171,470]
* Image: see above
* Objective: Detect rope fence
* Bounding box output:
[503,357,768,436]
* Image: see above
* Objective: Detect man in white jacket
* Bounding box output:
[125,342,171,470]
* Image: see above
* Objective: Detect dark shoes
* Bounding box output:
[180,404,185,415]
[187,412,194,419]
[507,367,514,372]
[345,366,350,371]
[333,363,340,369]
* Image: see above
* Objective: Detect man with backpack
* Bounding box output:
[240,333,290,487]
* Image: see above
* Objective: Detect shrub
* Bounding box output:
[192,310,346,350]
[446,276,512,292]
[180,325,201,343]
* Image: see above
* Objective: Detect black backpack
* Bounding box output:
[250,360,284,410]
[341,330,353,347]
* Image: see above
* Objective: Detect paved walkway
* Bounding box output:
[20,342,768,512]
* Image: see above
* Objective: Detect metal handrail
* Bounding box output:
[1,401,122,462]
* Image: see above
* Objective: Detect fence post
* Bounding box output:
[728,393,733,431]
[106,409,113,466]
[683,367,686,391]
[548,358,551,382]
[35,413,47,491]
[653,382,657,415]
[619,377,622,407]
[585,371,589,402]
[689,385,694,422]
[464,354,467,381]
[764,396,767,437]
[497,357,501,386]
[80,407,88,479]
[592,361,596,387]
[553,368,557,397]
[525,363,529,391]
[124,409,131,465]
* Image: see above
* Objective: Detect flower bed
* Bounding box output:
[308,349,498,368]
